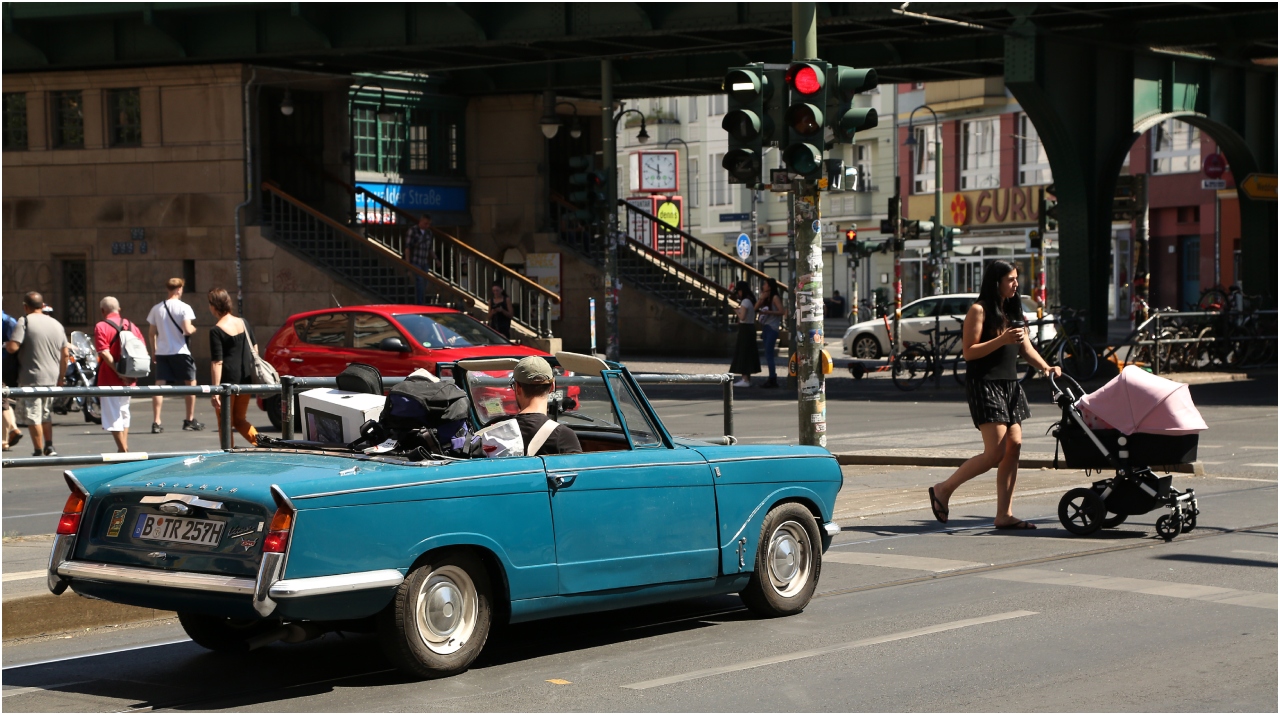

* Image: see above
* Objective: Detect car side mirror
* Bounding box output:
[379,337,412,353]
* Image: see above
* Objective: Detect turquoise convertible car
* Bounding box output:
[47,353,842,678]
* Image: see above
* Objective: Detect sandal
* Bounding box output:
[994,520,1038,530]
[928,487,949,524]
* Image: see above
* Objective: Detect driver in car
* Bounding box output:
[512,356,582,456]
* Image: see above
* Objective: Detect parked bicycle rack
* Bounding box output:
[3,371,737,468]
[1134,309,1277,375]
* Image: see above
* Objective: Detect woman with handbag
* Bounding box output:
[206,287,258,447]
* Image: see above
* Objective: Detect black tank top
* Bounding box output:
[968,340,1018,380]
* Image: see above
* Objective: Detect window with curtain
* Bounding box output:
[3,93,27,150]
[1018,113,1051,185]
[107,88,142,147]
[1151,119,1200,174]
[960,118,1000,189]
[911,124,936,194]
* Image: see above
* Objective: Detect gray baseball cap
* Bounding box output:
[513,356,554,385]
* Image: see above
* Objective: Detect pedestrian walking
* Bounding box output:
[94,296,147,453]
[756,278,784,388]
[729,281,760,387]
[4,292,70,456]
[488,282,514,339]
[2,309,24,451]
[405,214,436,304]
[928,260,1060,530]
[206,287,258,447]
[146,277,204,433]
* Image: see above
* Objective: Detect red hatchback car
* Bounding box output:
[258,305,549,429]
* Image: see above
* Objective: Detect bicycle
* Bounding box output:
[892,319,965,391]
[1023,307,1099,382]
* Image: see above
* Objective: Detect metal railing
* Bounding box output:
[3,372,737,467]
[1121,308,1277,375]
[352,186,559,339]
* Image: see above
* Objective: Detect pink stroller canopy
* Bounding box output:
[1078,366,1208,435]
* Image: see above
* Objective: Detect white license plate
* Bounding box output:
[131,513,225,547]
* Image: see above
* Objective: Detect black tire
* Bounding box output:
[377,549,493,679]
[851,334,882,360]
[891,347,932,392]
[83,396,101,424]
[1059,488,1105,536]
[262,395,302,432]
[178,612,280,652]
[1057,336,1099,381]
[1155,513,1182,542]
[1102,513,1128,529]
[739,503,821,617]
[1181,511,1197,533]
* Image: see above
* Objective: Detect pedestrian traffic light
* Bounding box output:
[568,155,606,223]
[826,65,879,143]
[881,196,899,235]
[722,66,774,185]
[842,227,857,255]
[782,61,828,179]
[1028,229,1043,251]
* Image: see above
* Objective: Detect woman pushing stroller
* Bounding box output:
[928,260,1061,529]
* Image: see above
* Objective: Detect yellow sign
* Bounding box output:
[1239,173,1277,201]
[656,200,681,228]
[907,186,1042,226]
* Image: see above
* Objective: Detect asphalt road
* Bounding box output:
[2,373,1275,710]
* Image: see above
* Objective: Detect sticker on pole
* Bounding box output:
[735,233,752,261]
[811,220,821,234]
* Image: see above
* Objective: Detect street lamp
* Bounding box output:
[540,100,583,140]
[904,104,944,295]
[614,107,649,145]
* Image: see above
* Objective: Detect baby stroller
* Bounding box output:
[1050,367,1206,541]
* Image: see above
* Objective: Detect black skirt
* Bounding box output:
[729,323,761,375]
[965,378,1031,429]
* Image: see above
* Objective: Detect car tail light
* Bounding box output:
[263,507,293,553]
[56,487,87,536]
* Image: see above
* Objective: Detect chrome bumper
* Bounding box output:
[54,558,404,616]
[822,521,842,537]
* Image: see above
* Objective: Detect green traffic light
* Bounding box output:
[782,142,822,175]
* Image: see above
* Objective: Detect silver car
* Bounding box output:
[841,294,1055,359]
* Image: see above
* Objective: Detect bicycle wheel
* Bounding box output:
[951,354,966,385]
[1057,335,1099,380]
[892,348,933,392]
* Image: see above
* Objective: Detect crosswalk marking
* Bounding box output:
[980,568,1277,609]
[621,610,1037,689]
[823,551,988,573]
[1,569,47,583]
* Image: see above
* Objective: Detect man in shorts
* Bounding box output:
[146,278,203,433]
[95,296,146,453]
[4,292,70,456]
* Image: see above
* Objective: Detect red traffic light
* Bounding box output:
[786,63,824,95]
[845,228,857,241]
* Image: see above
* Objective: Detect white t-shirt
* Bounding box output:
[146,298,196,356]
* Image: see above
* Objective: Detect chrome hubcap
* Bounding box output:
[767,520,812,598]
[414,565,477,655]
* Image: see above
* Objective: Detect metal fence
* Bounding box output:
[1126,309,1277,375]
[3,372,737,468]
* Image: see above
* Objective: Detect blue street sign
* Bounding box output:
[720,212,751,222]
[736,233,752,261]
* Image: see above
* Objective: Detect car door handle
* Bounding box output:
[548,472,577,489]
[290,358,304,363]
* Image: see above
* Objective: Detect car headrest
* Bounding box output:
[555,351,611,377]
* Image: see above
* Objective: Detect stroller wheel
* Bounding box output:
[1059,488,1105,536]
[1155,514,1182,541]
[1102,513,1128,529]
[1181,512,1197,533]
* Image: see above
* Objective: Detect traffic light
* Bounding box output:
[1028,229,1043,251]
[721,66,773,185]
[937,226,960,253]
[826,65,879,143]
[880,196,899,235]
[781,61,828,178]
[842,226,858,255]
[1041,183,1059,232]
[568,155,606,223]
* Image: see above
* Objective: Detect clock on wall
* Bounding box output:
[630,150,679,193]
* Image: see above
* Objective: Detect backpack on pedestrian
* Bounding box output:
[105,319,151,379]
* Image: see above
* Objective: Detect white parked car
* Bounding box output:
[842,294,1055,359]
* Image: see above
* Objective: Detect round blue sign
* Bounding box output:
[736,233,752,261]
[811,220,822,234]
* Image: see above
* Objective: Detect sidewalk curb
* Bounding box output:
[833,453,1203,475]
[3,592,171,640]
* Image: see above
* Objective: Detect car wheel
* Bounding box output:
[262,395,301,432]
[739,503,821,617]
[851,334,882,360]
[378,549,492,679]
[178,612,280,652]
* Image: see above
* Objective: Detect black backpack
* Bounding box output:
[337,362,383,395]
[381,377,470,432]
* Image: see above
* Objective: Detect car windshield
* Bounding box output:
[393,313,508,349]
[465,370,621,430]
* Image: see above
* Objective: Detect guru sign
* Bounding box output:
[908,186,1042,227]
